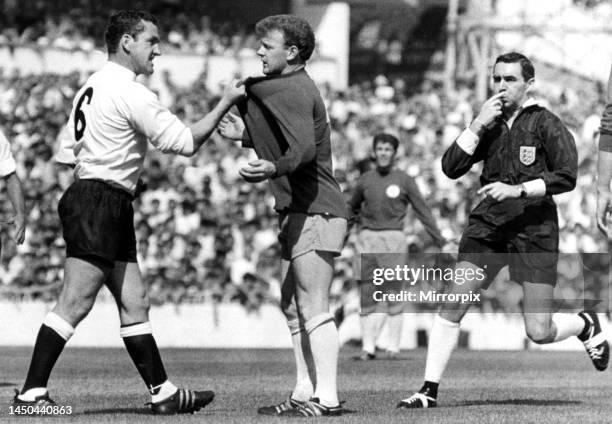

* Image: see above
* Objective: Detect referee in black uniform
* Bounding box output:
[398,52,609,410]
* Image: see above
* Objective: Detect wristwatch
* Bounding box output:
[518,183,527,198]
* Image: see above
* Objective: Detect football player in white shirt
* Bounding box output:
[0,129,26,248]
[14,10,244,415]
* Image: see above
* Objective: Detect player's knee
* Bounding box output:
[439,310,464,324]
[58,294,96,324]
[295,290,327,320]
[296,302,327,322]
[525,324,553,344]
[281,302,298,322]
[120,292,150,323]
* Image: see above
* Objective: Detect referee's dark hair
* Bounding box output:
[494,52,535,81]
[372,133,399,151]
[255,14,315,61]
[105,10,158,54]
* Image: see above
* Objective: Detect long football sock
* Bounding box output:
[288,319,315,402]
[552,313,587,342]
[120,322,171,399]
[306,313,339,407]
[361,313,386,354]
[21,312,75,395]
[386,314,404,353]
[423,315,460,384]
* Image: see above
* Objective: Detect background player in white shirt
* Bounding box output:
[14,10,244,415]
[0,129,26,248]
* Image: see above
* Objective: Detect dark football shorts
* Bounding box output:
[58,179,137,268]
[458,201,559,286]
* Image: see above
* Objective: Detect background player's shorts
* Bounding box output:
[58,179,137,268]
[356,229,408,314]
[278,212,347,260]
[354,229,407,280]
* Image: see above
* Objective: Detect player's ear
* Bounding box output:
[286,45,299,61]
[120,33,133,54]
[524,77,535,94]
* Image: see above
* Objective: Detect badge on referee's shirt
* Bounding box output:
[519,146,536,165]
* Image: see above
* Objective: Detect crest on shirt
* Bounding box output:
[519,146,536,166]
[386,184,400,198]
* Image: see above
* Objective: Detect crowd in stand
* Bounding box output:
[0,1,609,312]
[0,1,258,56]
[0,61,608,315]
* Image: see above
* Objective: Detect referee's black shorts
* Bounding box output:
[457,200,559,286]
[58,179,137,268]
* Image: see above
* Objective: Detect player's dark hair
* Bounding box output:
[255,14,315,61]
[105,10,158,54]
[373,133,399,151]
[494,52,534,81]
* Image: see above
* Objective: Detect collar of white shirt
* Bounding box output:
[505,97,542,128]
[521,97,541,109]
[104,61,137,81]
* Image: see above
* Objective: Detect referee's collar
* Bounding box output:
[104,61,137,81]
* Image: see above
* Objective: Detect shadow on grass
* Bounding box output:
[455,399,581,407]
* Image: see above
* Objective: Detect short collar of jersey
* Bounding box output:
[104,61,137,81]
[522,97,542,109]
[503,97,542,123]
[245,68,307,86]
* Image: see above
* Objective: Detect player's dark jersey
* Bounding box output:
[238,69,347,218]
[442,104,577,231]
[349,168,444,244]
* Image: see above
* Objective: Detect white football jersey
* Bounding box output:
[56,61,194,194]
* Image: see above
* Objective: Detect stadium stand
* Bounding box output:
[0,3,608,314]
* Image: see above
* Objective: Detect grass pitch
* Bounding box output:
[1,346,610,423]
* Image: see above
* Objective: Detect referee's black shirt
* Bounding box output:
[441,104,577,226]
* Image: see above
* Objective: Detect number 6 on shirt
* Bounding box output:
[74,87,94,141]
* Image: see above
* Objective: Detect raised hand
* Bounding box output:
[218,112,245,141]
[474,92,505,128]
[222,79,246,104]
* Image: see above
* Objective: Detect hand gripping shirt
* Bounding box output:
[238,69,347,218]
[56,61,194,195]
